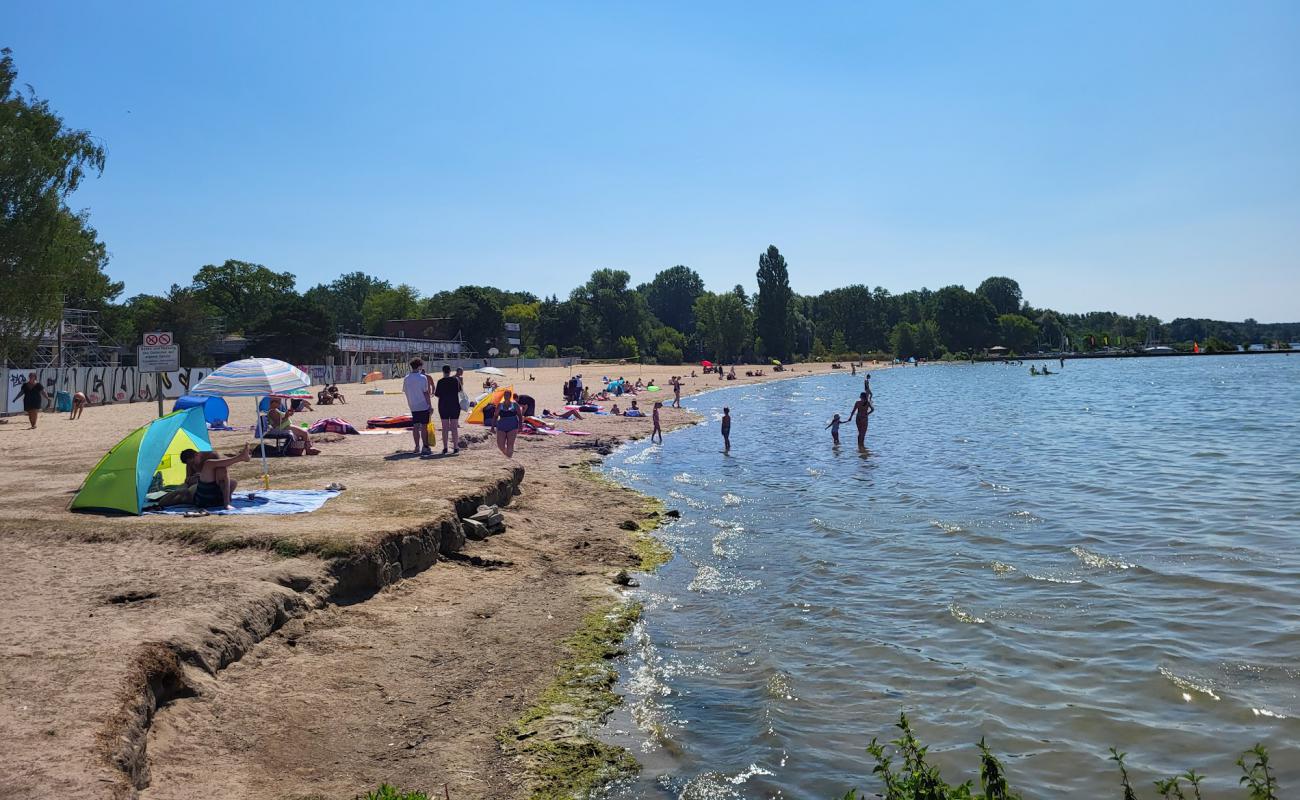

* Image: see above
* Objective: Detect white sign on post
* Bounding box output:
[138,345,179,373]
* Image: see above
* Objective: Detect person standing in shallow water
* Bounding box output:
[651,401,663,443]
[720,407,731,452]
[847,391,874,448]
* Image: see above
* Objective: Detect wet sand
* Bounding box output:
[0,362,854,798]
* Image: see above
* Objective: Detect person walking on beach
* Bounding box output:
[18,373,48,429]
[826,413,843,445]
[672,376,682,408]
[847,391,874,447]
[433,365,461,455]
[721,406,731,452]
[651,401,663,443]
[495,389,521,458]
[403,358,433,456]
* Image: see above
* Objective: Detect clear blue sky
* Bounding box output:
[5,1,1298,321]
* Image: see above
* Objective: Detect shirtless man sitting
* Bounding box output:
[179,445,252,509]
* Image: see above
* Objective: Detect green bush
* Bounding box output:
[542,344,559,358]
[656,342,683,364]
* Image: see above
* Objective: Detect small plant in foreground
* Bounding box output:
[840,715,1279,800]
[360,785,429,800]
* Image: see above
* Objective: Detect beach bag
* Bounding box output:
[459,390,471,411]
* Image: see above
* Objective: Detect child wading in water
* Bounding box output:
[721,406,731,452]
[826,413,842,445]
[651,401,663,443]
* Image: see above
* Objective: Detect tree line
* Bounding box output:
[5,49,1297,368]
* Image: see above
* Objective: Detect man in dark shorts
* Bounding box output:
[433,365,462,455]
[403,358,433,456]
[721,406,731,452]
[18,373,48,429]
[179,445,251,510]
[515,393,536,418]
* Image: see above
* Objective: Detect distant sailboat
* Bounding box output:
[1143,327,1174,354]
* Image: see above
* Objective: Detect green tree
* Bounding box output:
[976,276,1023,317]
[128,285,221,365]
[570,269,651,356]
[996,313,1038,353]
[890,322,917,358]
[755,245,793,360]
[502,301,540,352]
[830,329,847,355]
[694,291,751,363]
[0,48,114,363]
[303,271,391,334]
[933,285,996,354]
[641,265,705,333]
[425,285,505,351]
[361,284,422,335]
[191,259,296,334]
[249,293,336,363]
[914,319,941,358]
[537,295,585,354]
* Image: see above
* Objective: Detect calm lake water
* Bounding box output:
[598,356,1300,799]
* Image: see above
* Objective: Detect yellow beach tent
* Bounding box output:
[466,386,513,424]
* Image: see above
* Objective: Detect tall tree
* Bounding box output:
[996,313,1038,353]
[127,285,221,365]
[361,284,422,335]
[641,265,705,333]
[755,245,793,359]
[570,269,651,356]
[191,259,296,334]
[425,285,506,350]
[249,294,336,363]
[694,291,751,363]
[976,276,1023,317]
[933,285,997,354]
[303,271,391,334]
[0,48,114,363]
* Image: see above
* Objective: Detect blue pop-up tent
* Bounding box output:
[173,394,230,425]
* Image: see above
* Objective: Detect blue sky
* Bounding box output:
[5,1,1298,321]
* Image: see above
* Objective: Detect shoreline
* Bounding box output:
[0,361,874,799]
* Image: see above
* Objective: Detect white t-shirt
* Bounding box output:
[403,372,431,412]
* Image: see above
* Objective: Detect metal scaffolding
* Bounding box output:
[33,308,122,368]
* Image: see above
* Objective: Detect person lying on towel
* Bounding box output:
[543,408,583,420]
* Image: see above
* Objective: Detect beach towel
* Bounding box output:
[147,489,340,516]
[563,430,593,436]
[309,417,359,435]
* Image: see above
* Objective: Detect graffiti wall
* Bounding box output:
[3,367,213,414]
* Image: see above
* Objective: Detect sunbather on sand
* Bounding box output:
[543,408,583,420]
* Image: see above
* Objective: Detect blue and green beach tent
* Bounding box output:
[71,407,212,515]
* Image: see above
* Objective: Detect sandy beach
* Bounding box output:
[0,361,860,799]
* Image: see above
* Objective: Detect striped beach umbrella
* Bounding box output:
[190,358,310,397]
[189,358,311,486]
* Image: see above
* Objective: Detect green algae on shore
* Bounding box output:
[500,602,643,799]
[574,460,672,571]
